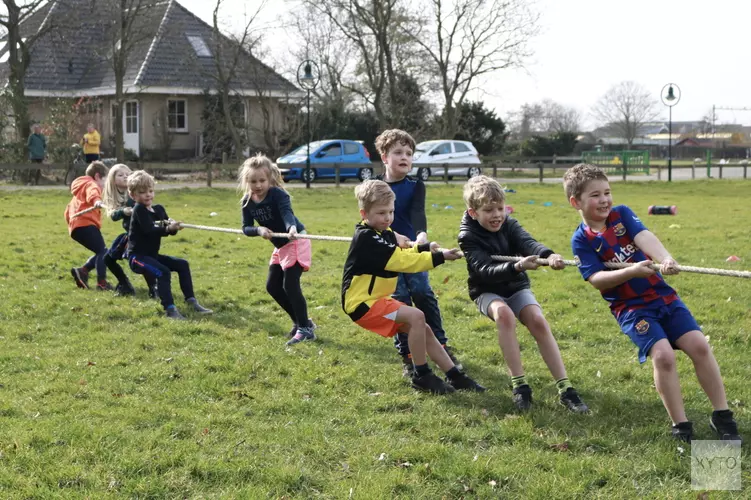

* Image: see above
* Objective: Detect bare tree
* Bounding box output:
[299,0,409,129]
[410,0,539,137]
[209,0,267,158]
[96,0,158,161]
[511,99,581,139]
[591,81,661,147]
[0,0,58,142]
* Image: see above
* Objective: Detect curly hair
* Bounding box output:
[375,129,416,156]
[463,175,506,211]
[562,163,610,200]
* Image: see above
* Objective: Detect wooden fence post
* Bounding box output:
[335,163,340,187]
[492,161,497,179]
[538,162,543,183]
[692,159,697,180]
[206,163,212,187]
[443,164,449,184]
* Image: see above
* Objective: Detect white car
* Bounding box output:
[408,140,482,181]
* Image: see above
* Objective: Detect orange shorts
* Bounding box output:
[355,298,406,337]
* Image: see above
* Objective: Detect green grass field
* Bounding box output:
[1,180,750,498]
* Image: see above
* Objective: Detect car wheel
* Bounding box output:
[417,167,430,182]
[468,166,482,178]
[358,167,373,181]
[303,168,317,183]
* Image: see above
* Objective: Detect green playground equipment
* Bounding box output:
[582,150,651,175]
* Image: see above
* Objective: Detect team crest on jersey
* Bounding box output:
[613,222,626,237]
[635,319,650,335]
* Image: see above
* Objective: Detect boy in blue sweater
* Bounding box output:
[375,129,461,377]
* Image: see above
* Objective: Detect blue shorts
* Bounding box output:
[617,299,700,363]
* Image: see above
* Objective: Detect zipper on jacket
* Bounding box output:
[367,275,376,295]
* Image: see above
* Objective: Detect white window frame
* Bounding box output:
[167,98,188,132]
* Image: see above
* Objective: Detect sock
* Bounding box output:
[555,377,573,394]
[511,375,527,389]
[414,363,431,377]
[445,367,462,380]
[713,409,733,418]
[98,279,108,286]
[166,304,176,311]
[186,297,197,304]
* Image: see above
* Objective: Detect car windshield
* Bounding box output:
[288,141,327,156]
[415,141,440,153]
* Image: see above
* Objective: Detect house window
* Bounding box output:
[187,35,211,57]
[167,99,187,132]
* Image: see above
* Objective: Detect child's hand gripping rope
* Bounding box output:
[70,200,104,219]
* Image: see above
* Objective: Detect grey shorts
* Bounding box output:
[475,289,540,319]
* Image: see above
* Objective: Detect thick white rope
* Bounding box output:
[174,223,750,278]
[70,205,101,219]
[490,255,751,279]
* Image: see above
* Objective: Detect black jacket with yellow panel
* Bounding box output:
[342,222,446,321]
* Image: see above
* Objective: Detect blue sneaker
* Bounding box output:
[286,324,316,346]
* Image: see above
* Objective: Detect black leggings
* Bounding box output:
[266,264,310,327]
[71,225,126,282]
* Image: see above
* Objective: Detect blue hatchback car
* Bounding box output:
[277,139,374,183]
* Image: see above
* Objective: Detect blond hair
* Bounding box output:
[355,179,395,212]
[375,129,416,156]
[102,163,132,215]
[127,170,155,194]
[563,163,610,200]
[463,175,506,211]
[85,161,108,179]
[238,153,287,206]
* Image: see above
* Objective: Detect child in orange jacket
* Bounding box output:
[64,161,120,291]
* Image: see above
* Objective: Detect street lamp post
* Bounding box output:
[297,60,320,189]
[661,83,681,182]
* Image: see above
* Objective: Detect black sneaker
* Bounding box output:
[286,325,316,346]
[71,267,89,289]
[166,307,186,320]
[710,410,742,442]
[559,387,590,414]
[672,421,694,443]
[186,298,213,314]
[401,354,415,378]
[512,384,533,411]
[443,345,463,371]
[287,325,298,339]
[447,373,486,392]
[96,280,114,292]
[411,372,456,395]
[114,282,136,297]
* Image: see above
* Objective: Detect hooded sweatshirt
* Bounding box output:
[64,176,102,233]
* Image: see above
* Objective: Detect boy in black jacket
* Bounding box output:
[126,171,212,320]
[458,175,588,412]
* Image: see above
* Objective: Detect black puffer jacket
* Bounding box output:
[458,211,554,300]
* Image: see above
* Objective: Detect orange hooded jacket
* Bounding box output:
[64,176,102,234]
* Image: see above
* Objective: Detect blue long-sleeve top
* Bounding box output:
[241,187,305,249]
[109,196,136,231]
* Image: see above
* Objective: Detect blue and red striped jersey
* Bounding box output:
[571,205,677,317]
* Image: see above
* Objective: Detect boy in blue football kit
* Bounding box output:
[563,164,740,442]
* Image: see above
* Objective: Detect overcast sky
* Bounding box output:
[180,0,751,129]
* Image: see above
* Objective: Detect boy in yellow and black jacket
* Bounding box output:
[341,179,485,394]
